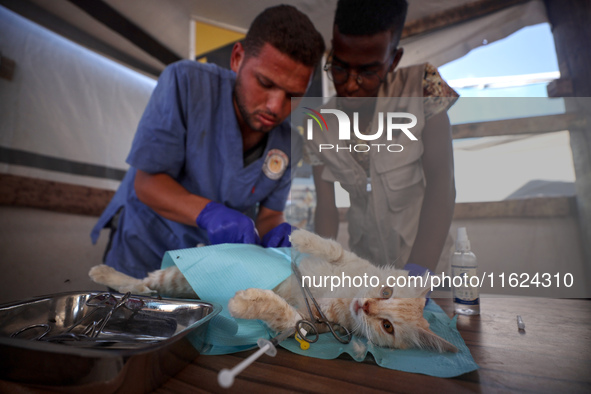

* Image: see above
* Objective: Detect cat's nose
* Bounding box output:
[362,302,370,315]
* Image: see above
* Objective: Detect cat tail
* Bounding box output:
[290,229,346,264]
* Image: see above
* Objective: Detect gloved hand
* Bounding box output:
[261,223,295,248]
[404,262,434,305]
[196,202,260,245]
[404,262,433,278]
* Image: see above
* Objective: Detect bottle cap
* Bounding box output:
[456,227,471,251]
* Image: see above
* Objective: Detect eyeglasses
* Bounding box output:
[323,50,395,90]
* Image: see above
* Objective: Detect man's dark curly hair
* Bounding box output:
[243,5,325,67]
[334,0,408,45]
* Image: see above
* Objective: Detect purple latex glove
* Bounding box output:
[404,263,434,278]
[404,263,434,305]
[261,223,295,248]
[196,202,260,245]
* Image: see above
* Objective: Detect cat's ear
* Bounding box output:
[415,272,431,298]
[419,282,430,298]
[416,327,458,353]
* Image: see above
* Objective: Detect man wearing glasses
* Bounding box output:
[307,0,458,276]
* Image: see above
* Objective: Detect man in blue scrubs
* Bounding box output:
[91,5,325,278]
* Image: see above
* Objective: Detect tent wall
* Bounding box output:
[0,6,156,190]
[0,1,588,302]
[0,6,155,303]
[399,0,548,67]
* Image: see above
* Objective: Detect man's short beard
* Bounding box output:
[234,76,275,133]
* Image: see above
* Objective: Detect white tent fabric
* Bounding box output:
[0,1,548,189]
[0,6,156,190]
[399,0,548,67]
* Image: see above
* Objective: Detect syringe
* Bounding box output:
[218,327,295,388]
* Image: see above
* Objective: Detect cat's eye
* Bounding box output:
[382,319,394,334]
[381,287,393,299]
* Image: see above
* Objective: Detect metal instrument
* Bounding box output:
[10,292,145,344]
[291,262,352,344]
[0,290,221,392]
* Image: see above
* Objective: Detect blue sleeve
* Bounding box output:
[260,130,303,212]
[127,63,188,178]
[260,173,291,212]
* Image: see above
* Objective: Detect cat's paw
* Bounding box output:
[350,337,367,359]
[228,288,301,332]
[227,288,269,319]
[291,229,344,264]
[89,265,118,285]
[88,265,155,295]
[289,229,315,250]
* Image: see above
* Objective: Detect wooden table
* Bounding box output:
[2,297,589,393]
[156,297,591,393]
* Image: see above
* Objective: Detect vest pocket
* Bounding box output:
[381,164,425,212]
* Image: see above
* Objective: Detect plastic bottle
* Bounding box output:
[451,227,480,315]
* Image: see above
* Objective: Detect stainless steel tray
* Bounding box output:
[0,291,221,393]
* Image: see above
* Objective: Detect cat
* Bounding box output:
[89,229,457,353]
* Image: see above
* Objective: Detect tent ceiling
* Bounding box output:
[2,0,534,76]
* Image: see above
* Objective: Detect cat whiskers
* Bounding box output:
[352,310,374,344]
[362,317,375,344]
[356,314,382,348]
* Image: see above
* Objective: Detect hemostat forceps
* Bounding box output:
[291,262,352,344]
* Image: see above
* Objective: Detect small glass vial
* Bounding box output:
[451,227,480,315]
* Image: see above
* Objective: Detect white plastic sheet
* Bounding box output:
[399,0,548,67]
[0,6,156,189]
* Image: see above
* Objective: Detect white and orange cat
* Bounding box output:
[89,229,456,353]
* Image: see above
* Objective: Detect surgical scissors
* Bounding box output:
[291,262,352,344]
[10,292,144,343]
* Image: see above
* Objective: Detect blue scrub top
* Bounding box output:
[91,60,300,278]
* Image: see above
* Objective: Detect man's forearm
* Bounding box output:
[134,169,210,226]
[312,165,339,239]
[407,180,456,271]
[314,203,339,239]
[256,207,285,238]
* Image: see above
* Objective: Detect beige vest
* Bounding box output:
[310,64,429,267]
